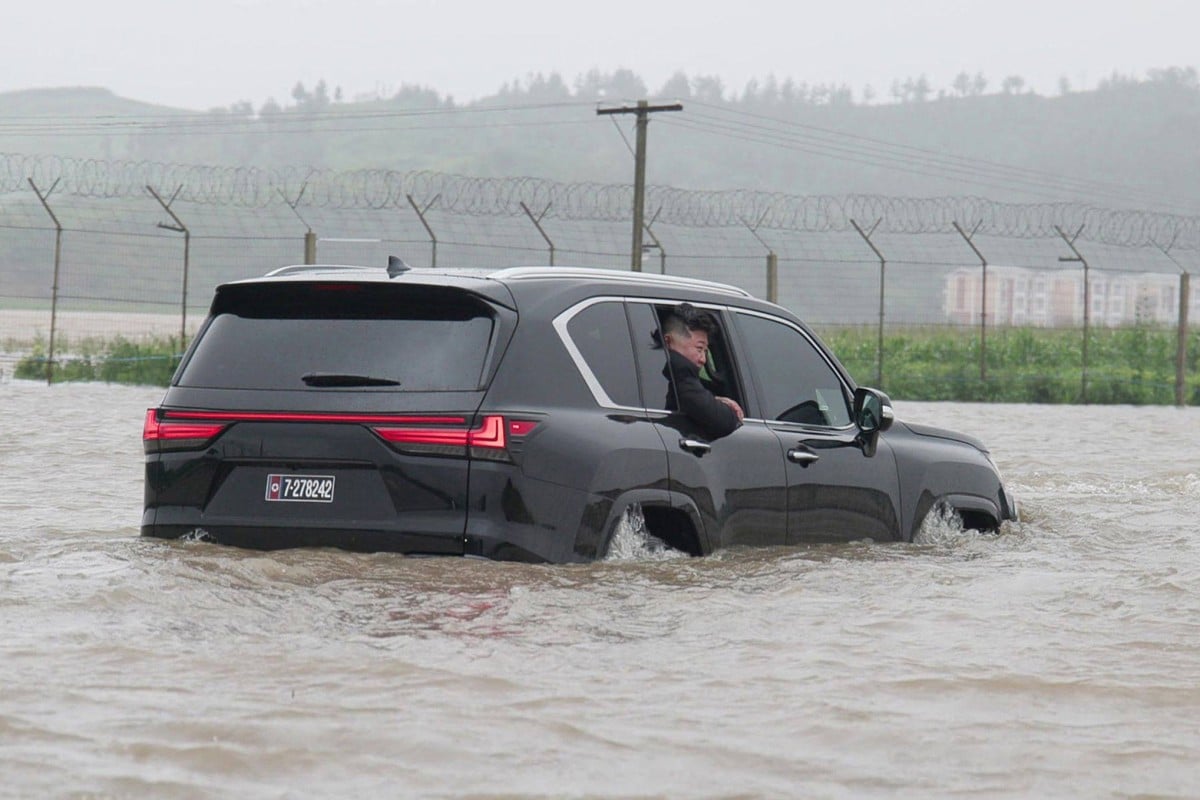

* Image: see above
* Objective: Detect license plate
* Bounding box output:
[265,474,335,503]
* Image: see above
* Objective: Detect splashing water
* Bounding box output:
[602,504,687,562]
[912,501,972,546]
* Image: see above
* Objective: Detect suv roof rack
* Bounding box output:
[264,264,384,277]
[489,267,753,298]
[260,264,754,299]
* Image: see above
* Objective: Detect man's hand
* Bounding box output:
[716,396,744,421]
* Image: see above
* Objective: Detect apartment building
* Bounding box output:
[943,265,1195,327]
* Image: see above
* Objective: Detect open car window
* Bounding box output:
[625,301,746,412]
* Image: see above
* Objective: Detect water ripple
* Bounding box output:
[1,384,1198,797]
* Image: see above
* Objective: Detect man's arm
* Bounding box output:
[668,352,741,438]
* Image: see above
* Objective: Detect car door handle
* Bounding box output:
[787,448,820,466]
[679,438,712,456]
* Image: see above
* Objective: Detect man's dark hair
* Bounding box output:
[662,302,717,338]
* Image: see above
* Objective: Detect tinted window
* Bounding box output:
[736,313,851,426]
[178,283,495,391]
[565,301,640,407]
[627,302,673,410]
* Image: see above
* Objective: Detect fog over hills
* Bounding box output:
[2,67,1199,214]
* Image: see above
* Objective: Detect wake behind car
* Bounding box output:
[142,262,1018,562]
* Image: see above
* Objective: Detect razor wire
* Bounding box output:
[3,152,1200,249]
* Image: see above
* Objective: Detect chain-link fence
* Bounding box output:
[1,155,1195,403]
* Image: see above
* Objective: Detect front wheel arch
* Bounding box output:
[911,491,1002,540]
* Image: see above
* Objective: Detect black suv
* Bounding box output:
[143,264,1018,562]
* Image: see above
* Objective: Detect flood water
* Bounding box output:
[1,380,1198,799]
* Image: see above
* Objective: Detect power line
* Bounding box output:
[661,115,1092,203]
[686,100,1175,201]
[0,118,596,139]
[0,100,596,136]
[666,113,1175,212]
[678,101,1199,215]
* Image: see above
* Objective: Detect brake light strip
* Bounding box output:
[373,415,507,449]
[160,410,466,425]
[147,410,524,451]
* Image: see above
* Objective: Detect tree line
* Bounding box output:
[232,64,1200,118]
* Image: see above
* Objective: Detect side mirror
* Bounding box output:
[853,387,894,433]
[852,387,894,456]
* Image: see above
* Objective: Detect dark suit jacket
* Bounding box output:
[663,349,741,439]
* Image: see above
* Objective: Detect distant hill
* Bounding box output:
[3,70,1199,214]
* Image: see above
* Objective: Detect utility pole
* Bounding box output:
[597,100,682,271]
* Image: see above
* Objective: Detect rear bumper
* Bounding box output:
[142,523,465,554]
[143,499,465,555]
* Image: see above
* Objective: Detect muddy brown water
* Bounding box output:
[1,380,1197,799]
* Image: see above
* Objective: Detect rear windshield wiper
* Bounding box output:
[301,372,402,387]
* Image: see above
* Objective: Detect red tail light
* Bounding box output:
[372,415,540,460]
[143,409,227,452]
[373,415,508,458]
[508,419,538,437]
[142,409,539,460]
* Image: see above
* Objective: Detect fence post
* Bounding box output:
[952,220,989,383]
[1152,234,1192,407]
[742,210,777,304]
[407,193,440,267]
[28,178,63,385]
[519,201,555,266]
[643,206,666,275]
[1055,225,1089,404]
[851,218,887,388]
[147,185,191,349]
[766,253,778,304]
[304,231,317,265]
[278,185,316,265]
[1179,272,1192,406]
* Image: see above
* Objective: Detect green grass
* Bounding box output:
[819,325,1200,405]
[12,325,1200,405]
[15,334,182,386]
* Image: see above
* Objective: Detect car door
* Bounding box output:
[626,300,788,552]
[730,310,903,543]
[548,297,673,560]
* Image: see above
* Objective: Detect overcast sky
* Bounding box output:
[7,0,1198,109]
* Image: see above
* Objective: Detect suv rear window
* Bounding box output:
[177,283,496,391]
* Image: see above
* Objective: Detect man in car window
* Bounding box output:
[661,304,744,439]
